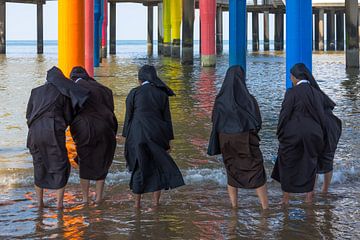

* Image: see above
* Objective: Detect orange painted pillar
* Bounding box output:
[200,0,216,67]
[58,0,85,165]
[85,0,94,77]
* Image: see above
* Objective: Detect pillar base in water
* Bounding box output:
[163,44,171,57]
[147,44,153,57]
[346,49,360,68]
[158,43,163,56]
[171,40,180,58]
[182,47,193,64]
[201,55,216,67]
[101,46,107,58]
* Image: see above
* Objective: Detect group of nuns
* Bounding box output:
[208,63,341,208]
[26,62,341,210]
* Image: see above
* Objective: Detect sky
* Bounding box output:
[4,2,279,41]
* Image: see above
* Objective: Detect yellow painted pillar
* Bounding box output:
[58,0,85,166]
[58,0,85,77]
[163,0,171,56]
[170,0,182,58]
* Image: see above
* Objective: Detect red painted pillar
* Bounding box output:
[85,0,94,77]
[200,0,216,67]
[102,0,108,58]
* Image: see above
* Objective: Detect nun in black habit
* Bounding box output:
[26,66,89,208]
[271,63,326,204]
[122,65,184,208]
[208,66,268,209]
[289,63,342,193]
[69,66,118,204]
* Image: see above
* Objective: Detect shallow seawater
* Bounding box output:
[0,42,359,239]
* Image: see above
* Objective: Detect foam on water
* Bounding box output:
[1,166,359,188]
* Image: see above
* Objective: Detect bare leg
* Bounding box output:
[322,171,333,193]
[95,180,105,204]
[80,178,90,204]
[152,191,161,206]
[35,185,44,208]
[281,192,290,205]
[56,187,65,209]
[255,184,269,210]
[227,185,238,208]
[305,191,314,203]
[134,194,141,208]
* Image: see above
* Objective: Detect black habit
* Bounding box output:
[208,65,266,189]
[122,65,184,194]
[26,66,89,189]
[289,63,342,174]
[271,66,327,193]
[69,67,118,180]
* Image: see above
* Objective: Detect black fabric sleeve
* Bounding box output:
[277,89,295,136]
[26,90,34,126]
[122,89,135,137]
[162,96,174,140]
[63,96,74,125]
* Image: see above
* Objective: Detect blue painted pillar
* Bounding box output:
[94,0,103,67]
[286,0,313,89]
[229,0,247,72]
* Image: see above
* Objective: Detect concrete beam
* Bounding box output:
[147,6,153,56]
[182,0,195,64]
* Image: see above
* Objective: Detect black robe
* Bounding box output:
[271,82,326,193]
[208,65,262,155]
[122,83,184,194]
[289,63,342,174]
[70,70,118,180]
[26,67,89,189]
[207,65,266,189]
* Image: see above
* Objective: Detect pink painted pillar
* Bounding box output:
[85,0,94,77]
[101,0,108,58]
[200,0,216,67]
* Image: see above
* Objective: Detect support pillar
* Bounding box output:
[85,0,94,76]
[200,0,216,67]
[0,0,5,54]
[37,3,43,54]
[94,0,103,67]
[171,0,182,58]
[252,12,259,51]
[336,12,344,51]
[252,0,259,51]
[264,11,269,51]
[216,5,223,54]
[147,6,153,56]
[101,0,108,58]
[345,0,359,68]
[327,11,335,50]
[58,0,85,76]
[109,2,116,55]
[229,0,246,70]
[158,3,164,56]
[182,0,195,64]
[274,13,284,51]
[286,0,312,89]
[315,9,325,51]
[163,0,171,56]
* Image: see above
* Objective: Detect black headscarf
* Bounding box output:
[70,66,95,82]
[46,66,90,112]
[290,63,336,109]
[213,65,262,133]
[138,65,175,96]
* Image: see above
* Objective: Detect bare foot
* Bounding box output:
[57,204,64,210]
[305,192,314,203]
[38,201,45,208]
